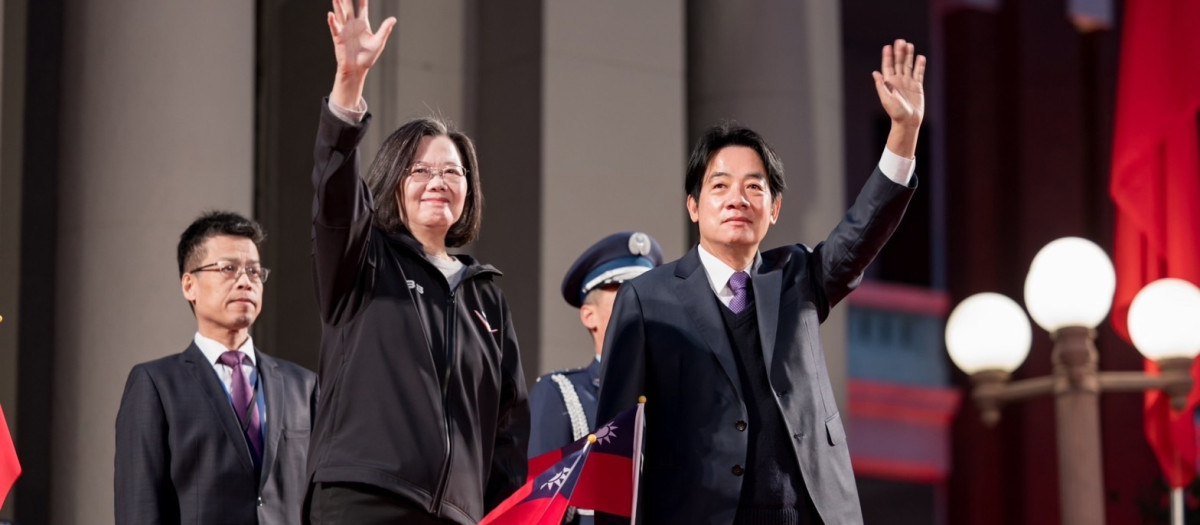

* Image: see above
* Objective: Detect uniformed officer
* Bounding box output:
[529,231,663,524]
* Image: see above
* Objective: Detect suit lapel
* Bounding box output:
[674,248,744,399]
[182,344,255,473]
[753,256,783,374]
[257,350,283,491]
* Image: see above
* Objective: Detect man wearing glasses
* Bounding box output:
[116,211,317,525]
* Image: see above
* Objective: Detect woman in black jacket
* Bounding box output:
[305,1,529,523]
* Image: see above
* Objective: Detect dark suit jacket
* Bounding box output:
[596,170,915,525]
[115,343,318,525]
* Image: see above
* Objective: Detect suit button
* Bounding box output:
[257,496,263,507]
[732,465,744,476]
[735,420,747,432]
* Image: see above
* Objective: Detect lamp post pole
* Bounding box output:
[1051,326,1105,525]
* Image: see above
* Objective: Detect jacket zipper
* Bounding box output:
[430,290,457,513]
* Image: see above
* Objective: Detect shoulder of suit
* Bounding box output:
[259,353,317,379]
[133,351,189,372]
[762,243,813,257]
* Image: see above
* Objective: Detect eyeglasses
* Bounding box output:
[408,163,467,183]
[189,260,271,284]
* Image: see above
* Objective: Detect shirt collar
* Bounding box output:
[696,244,761,295]
[194,332,257,367]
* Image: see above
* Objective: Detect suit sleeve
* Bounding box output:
[312,98,375,324]
[528,376,573,458]
[810,168,916,319]
[485,294,531,511]
[595,284,646,434]
[115,366,179,524]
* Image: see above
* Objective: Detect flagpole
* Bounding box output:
[1171,487,1183,525]
[631,396,646,524]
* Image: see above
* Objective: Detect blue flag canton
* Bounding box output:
[530,448,586,499]
[590,406,635,454]
[561,405,637,458]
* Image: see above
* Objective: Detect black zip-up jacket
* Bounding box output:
[306,101,530,524]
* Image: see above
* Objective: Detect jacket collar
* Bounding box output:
[383,225,502,280]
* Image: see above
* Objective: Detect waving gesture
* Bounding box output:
[328,0,396,109]
[872,39,925,158]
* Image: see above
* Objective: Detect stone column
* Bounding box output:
[51,1,255,522]
[537,1,687,373]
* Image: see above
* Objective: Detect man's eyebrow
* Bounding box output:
[213,257,262,264]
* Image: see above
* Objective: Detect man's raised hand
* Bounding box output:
[872,39,926,131]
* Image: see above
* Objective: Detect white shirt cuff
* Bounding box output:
[878,147,916,186]
[328,97,368,124]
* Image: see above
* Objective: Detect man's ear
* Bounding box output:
[770,195,782,224]
[181,273,197,303]
[686,195,699,223]
[580,304,599,332]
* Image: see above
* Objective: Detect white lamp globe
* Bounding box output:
[1128,278,1200,361]
[946,292,1033,374]
[1023,237,1115,332]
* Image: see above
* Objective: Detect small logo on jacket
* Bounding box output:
[406,280,424,295]
[474,309,498,333]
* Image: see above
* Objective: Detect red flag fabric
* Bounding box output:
[1109,0,1200,489]
[0,404,20,508]
[527,403,642,518]
[480,445,590,525]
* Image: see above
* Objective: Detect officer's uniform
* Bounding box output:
[529,231,663,525]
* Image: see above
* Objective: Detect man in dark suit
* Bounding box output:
[115,211,318,525]
[529,232,663,525]
[596,40,925,525]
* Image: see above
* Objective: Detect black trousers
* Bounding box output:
[308,482,458,525]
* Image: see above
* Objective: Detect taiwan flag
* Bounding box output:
[528,400,645,520]
[0,404,19,508]
[480,444,591,525]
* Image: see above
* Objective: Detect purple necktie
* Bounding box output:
[218,351,263,464]
[728,271,751,314]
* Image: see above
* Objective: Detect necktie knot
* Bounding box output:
[728,271,751,314]
[729,271,749,292]
[218,350,246,369]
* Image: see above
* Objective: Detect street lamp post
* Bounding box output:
[946,237,1200,525]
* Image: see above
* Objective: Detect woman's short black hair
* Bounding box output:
[177,211,266,277]
[684,122,786,202]
[364,117,483,248]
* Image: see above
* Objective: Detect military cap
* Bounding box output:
[560,231,663,308]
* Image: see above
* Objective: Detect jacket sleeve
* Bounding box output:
[485,294,531,511]
[595,284,646,439]
[527,375,573,458]
[595,284,648,525]
[311,99,375,324]
[114,366,179,524]
[810,168,916,319]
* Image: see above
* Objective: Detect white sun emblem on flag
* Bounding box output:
[593,421,618,445]
[540,465,574,491]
